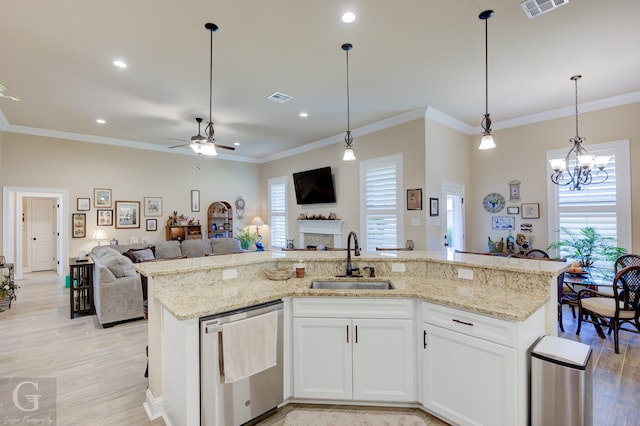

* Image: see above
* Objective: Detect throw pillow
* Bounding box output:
[124,246,156,263]
[131,248,155,262]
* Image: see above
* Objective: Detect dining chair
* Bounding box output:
[614,254,640,272]
[524,249,550,258]
[576,265,640,354]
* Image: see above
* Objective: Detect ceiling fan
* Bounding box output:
[0,83,20,101]
[167,117,235,152]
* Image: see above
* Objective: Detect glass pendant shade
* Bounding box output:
[478,134,496,150]
[343,147,356,161]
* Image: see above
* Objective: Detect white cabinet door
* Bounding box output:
[292,317,352,400]
[353,318,415,402]
[422,323,517,426]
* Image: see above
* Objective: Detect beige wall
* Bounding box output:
[1,133,261,259]
[2,102,638,261]
[467,102,639,253]
[260,119,426,249]
[425,119,472,250]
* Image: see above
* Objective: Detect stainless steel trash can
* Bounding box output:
[531,336,592,426]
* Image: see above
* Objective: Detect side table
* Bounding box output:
[69,258,95,319]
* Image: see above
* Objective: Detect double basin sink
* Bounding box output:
[309,280,394,290]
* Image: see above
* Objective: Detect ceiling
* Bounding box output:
[1,0,639,162]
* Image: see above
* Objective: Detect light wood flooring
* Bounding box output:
[1,271,639,425]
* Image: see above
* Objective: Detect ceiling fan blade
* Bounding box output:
[168,143,190,149]
[214,144,235,151]
[166,137,189,142]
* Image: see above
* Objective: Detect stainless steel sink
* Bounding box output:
[309,280,394,290]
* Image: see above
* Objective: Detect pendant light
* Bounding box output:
[548,75,609,191]
[478,10,496,150]
[192,22,219,157]
[342,43,356,161]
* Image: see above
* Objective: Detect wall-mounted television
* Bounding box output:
[293,166,337,205]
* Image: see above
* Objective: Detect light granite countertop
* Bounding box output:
[137,250,565,323]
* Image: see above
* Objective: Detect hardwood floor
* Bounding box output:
[1,271,638,425]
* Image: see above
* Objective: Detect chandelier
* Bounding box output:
[549,75,609,191]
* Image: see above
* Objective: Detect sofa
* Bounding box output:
[90,238,242,327]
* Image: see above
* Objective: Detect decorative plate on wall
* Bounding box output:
[482,193,505,213]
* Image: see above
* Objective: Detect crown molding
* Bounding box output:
[259,107,427,163]
[2,91,638,162]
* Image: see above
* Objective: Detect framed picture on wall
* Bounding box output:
[97,209,113,226]
[407,188,422,210]
[77,198,90,211]
[429,198,439,217]
[146,219,157,232]
[115,201,140,229]
[72,213,86,238]
[521,203,540,219]
[191,190,200,212]
[94,188,112,208]
[144,196,162,217]
[492,215,515,230]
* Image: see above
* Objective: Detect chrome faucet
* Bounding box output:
[346,231,361,276]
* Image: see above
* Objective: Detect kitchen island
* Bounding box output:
[137,249,566,425]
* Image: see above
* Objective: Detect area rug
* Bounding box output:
[283,409,427,426]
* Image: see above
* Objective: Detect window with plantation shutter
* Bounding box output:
[269,176,287,249]
[547,140,631,265]
[360,154,404,251]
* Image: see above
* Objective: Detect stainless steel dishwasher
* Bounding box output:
[200,300,284,426]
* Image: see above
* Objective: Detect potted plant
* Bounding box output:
[236,227,257,251]
[547,227,626,268]
[1,275,19,305]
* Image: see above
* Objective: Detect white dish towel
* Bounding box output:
[222,310,278,383]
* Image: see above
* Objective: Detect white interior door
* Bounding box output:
[30,198,57,271]
[442,182,465,251]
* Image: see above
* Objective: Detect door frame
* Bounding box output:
[2,186,68,278]
[442,181,465,252]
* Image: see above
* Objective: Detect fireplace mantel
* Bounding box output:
[298,220,344,248]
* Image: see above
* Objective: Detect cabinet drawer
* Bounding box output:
[422,302,516,347]
[293,297,414,319]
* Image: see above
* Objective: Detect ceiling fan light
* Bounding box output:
[199,142,218,156]
[190,143,203,154]
[343,147,356,161]
[478,134,496,150]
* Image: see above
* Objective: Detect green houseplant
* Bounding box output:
[236,227,257,250]
[1,275,19,303]
[547,227,626,268]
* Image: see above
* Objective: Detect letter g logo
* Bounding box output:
[12,380,42,412]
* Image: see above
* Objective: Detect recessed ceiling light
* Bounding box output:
[113,60,127,68]
[341,12,356,23]
[96,119,106,124]
[299,112,308,118]
[234,141,240,146]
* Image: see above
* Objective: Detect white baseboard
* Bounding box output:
[143,388,166,422]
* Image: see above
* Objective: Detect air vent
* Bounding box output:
[267,92,292,103]
[521,0,569,19]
